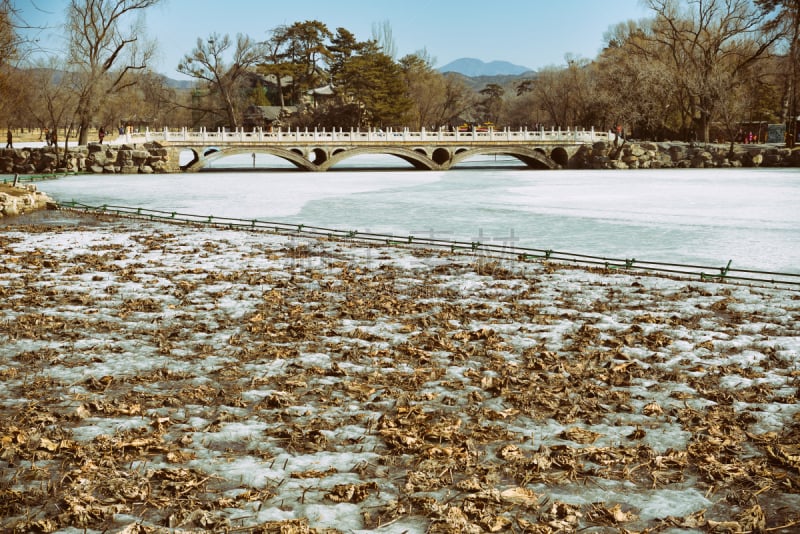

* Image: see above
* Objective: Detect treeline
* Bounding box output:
[1,0,798,145]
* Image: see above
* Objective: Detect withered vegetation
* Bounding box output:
[1,216,799,533]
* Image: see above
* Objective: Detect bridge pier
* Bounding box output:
[164,147,186,173]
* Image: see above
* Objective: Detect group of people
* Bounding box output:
[5,126,110,149]
[737,130,759,144]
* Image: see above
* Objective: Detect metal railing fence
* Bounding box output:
[56,201,800,290]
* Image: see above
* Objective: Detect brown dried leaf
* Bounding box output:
[325,482,378,503]
[559,427,603,444]
[499,486,539,506]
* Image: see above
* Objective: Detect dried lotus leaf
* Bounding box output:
[499,486,539,506]
[737,504,765,532]
[325,482,377,503]
[497,443,525,461]
[642,402,663,416]
[559,427,603,444]
[481,514,512,532]
[37,436,60,452]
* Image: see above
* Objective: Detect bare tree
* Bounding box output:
[178,33,263,128]
[371,19,397,60]
[24,58,79,166]
[521,67,571,128]
[103,70,186,131]
[67,0,161,145]
[1,0,49,128]
[597,24,680,139]
[637,0,782,142]
[0,0,16,67]
[400,51,473,129]
[756,0,800,145]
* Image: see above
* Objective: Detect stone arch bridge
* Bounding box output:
[116,127,614,172]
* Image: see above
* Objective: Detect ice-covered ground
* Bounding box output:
[1,213,799,533]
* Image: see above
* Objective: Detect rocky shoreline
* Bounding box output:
[576,140,800,169]
[1,140,799,174]
[0,183,56,218]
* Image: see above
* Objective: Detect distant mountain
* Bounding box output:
[161,75,195,90]
[438,58,532,77]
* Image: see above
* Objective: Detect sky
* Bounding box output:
[15,0,651,79]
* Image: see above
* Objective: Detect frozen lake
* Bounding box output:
[30,155,800,274]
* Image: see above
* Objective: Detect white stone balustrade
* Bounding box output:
[113,126,614,145]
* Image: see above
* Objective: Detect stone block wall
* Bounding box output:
[0,142,182,175]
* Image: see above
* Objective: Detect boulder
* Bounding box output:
[592,142,609,158]
[15,163,36,174]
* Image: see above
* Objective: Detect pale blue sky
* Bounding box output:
[17,0,651,77]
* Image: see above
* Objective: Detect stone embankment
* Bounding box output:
[0,142,180,175]
[0,183,56,218]
[1,140,799,174]
[576,141,800,169]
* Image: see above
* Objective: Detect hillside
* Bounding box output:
[438,57,532,76]
[443,70,534,91]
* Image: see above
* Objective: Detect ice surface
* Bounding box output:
[31,165,800,273]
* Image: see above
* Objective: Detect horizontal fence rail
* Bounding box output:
[56,201,800,290]
[111,126,614,145]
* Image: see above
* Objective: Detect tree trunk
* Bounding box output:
[277,77,285,108]
[77,119,90,146]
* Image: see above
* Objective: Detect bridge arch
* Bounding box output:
[448,146,557,169]
[180,146,223,169]
[310,147,328,165]
[317,146,439,171]
[550,147,570,167]
[183,147,318,171]
[432,147,451,165]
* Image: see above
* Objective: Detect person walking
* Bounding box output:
[98,126,105,144]
[5,129,12,148]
